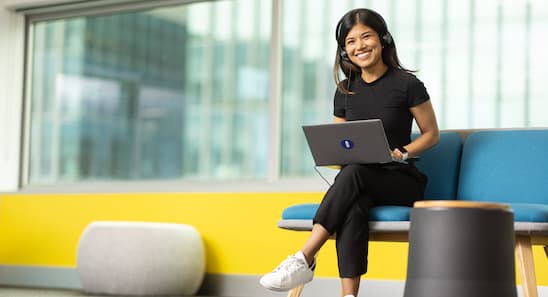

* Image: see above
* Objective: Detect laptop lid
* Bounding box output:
[302,119,393,166]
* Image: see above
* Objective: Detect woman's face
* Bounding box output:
[344,23,384,72]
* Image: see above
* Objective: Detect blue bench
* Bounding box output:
[278,129,548,297]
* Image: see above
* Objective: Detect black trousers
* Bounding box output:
[313,163,427,278]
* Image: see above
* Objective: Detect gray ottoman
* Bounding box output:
[77,221,205,296]
[403,201,516,297]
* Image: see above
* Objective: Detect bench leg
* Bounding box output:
[515,235,538,297]
[287,284,304,297]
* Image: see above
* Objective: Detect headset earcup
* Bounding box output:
[382,32,393,46]
[340,50,350,62]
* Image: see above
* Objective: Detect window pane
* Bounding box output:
[280,1,348,177]
[27,0,271,184]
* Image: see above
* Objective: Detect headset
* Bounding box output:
[336,8,393,62]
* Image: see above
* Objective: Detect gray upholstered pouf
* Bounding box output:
[77,221,205,296]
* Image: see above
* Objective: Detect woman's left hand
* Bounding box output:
[391,148,405,160]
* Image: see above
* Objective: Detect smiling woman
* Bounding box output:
[261,8,439,297]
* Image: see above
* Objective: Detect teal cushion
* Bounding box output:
[413,132,462,200]
[281,202,548,223]
[281,204,411,221]
[458,130,548,205]
[282,203,318,220]
[370,206,411,221]
[509,203,548,222]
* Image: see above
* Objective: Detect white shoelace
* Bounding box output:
[273,256,307,276]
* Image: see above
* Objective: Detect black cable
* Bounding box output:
[314,166,332,186]
[344,71,351,113]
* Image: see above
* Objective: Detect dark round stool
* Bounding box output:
[403,201,517,297]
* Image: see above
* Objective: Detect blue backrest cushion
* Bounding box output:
[413,132,462,200]
[457,130,548,204]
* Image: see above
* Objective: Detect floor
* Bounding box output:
[0,287,220,297]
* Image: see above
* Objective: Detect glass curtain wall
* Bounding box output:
[28,0,271,184]
[26,0,548,184]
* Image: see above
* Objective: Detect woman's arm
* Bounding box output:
[394,100,440,159]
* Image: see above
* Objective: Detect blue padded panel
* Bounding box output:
[413,132,462,200]
[282,203,319,220]
[281,204,411,221]
[370,206,411,221]
[458,130,548,205]
[508,203,548,222]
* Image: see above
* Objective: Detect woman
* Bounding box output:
[260,8,439,297]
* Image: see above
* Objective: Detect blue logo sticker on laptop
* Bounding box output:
[341,139,354,149]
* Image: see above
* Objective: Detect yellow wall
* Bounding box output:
[0,192,546,285]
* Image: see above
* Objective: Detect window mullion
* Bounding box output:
[267,0,282,182]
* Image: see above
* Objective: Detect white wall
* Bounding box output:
[0,0,25,192]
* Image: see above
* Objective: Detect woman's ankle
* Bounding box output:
[297,250,315,267]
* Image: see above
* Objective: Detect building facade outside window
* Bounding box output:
[28,0,271,184]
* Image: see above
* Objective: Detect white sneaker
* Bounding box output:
[259,251,315,291]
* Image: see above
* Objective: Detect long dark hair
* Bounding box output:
[333,8,412,93]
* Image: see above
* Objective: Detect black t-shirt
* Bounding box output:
[333,68,430,150]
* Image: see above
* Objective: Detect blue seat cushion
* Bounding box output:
[508,203,548,222]
[281,204,411,221]
[281,203,318,220]
[370,206,411,221]
[281,202,548,223]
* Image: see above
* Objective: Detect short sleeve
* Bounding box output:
[407,76,430,107]
[333,83,347,118]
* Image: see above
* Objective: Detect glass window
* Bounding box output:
[27,0,271,184]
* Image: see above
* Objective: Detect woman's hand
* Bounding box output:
[391,148,407,160]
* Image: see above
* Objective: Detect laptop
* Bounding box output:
[302,119,405,166]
